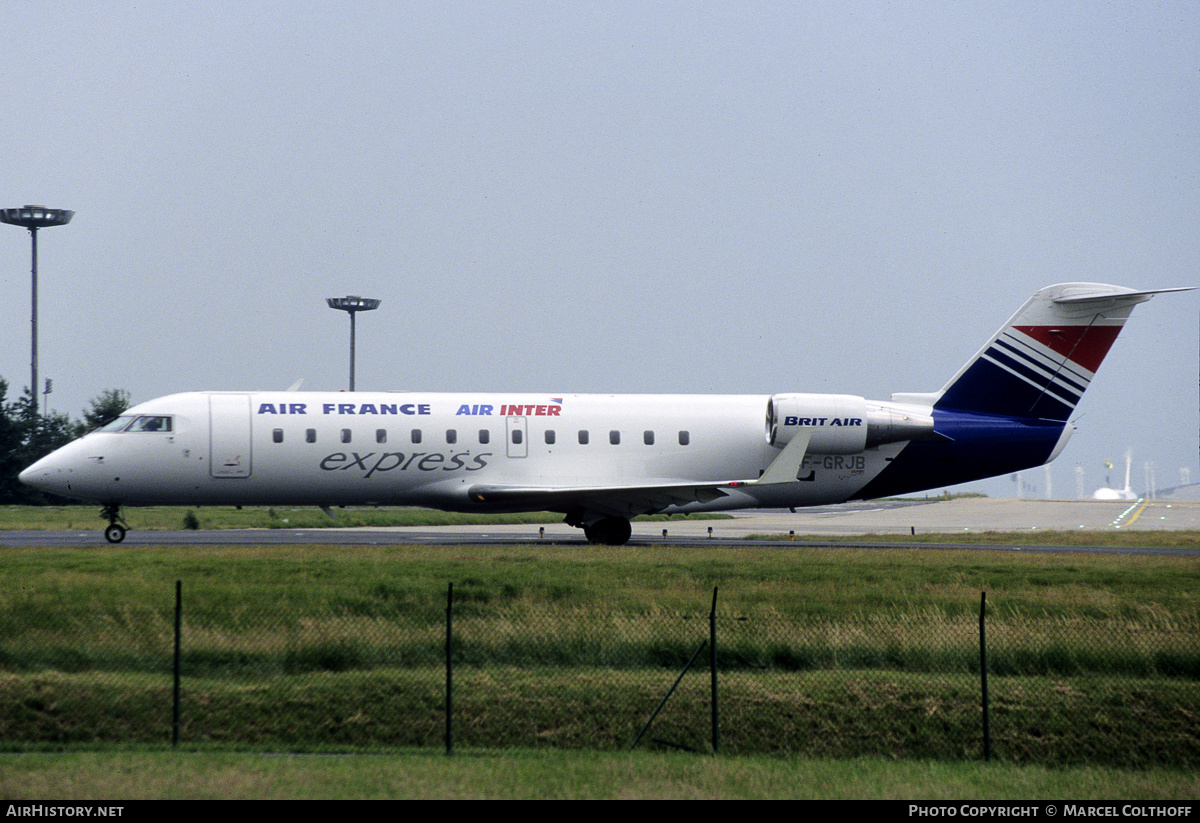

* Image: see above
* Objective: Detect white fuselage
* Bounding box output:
[22,390,905,513]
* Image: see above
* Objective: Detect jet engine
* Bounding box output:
[765,393,935,453]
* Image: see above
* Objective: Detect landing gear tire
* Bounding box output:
[101,504,128,543]
[583,517,632,546]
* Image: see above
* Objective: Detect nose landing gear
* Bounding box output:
[101,504,128,543]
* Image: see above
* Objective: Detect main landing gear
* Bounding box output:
[581,517,632,546]
[101,504,128,543]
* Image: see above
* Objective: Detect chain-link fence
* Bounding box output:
[1,583,1196,766]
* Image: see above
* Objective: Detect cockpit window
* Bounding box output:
[126,416,173,433]
[96,416,135,433]
[94,415,173,433]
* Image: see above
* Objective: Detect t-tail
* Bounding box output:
[933,282,1186,420]
[858,282,1191,497]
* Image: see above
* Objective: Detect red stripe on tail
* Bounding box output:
[1013,325,1122,373]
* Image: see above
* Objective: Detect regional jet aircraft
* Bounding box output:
[19,283,1189,544]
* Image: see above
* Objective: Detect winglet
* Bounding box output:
[754,428,814,485]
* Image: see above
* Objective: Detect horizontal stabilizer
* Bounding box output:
[1052,285,1194,304]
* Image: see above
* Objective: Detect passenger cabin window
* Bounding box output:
[273,428,284,443]
[609,430,620,445]
[578,430,589,445]
[545,430,555,445]
[512,429,523,445]
[479,429,490,444]
[678,430,690,446]
[643,430,654,446]
[446,429,457,444]
[411,429,422,444]
[306,429,317,443]
[341,429,352,444]
[376,429,387,444]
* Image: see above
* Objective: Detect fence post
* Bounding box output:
[979,590,990,762]
[710,586,719,753]
[629,640,708,750]
[445,582,453,756]
[173,580,181,748]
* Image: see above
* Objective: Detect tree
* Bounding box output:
[3,385,76,504]
[79,388,131,434]
[0,379,25,504]
[0,379,132,504]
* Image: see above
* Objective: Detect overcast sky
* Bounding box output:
[3,2,1197,499]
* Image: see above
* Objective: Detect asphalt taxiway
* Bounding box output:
[2,498,1197,555]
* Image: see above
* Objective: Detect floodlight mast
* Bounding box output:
[0,206,74,409]
[326,295,381,391]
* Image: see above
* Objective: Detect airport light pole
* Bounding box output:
[326,295,381,391]
[0,206,74,409]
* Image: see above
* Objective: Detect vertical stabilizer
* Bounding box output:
[932,283,1184,421]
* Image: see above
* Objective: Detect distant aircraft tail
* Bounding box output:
[931,283,1186,421]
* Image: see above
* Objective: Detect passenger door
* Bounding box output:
[209,393,252,478]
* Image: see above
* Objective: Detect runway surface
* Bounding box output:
[2,498,1198,555]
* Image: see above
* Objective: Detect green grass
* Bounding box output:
[5,666,1193,767]
[0,750,1194,800]
[0,541,1196,620]
[0,540,1195,779]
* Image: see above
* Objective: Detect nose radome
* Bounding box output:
[19,452,64,493]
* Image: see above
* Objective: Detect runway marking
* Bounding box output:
[1113,499,1149,528]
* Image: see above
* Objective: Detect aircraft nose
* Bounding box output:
[18,437,130,503]
[19,453,63,494]
[19,448,88,499]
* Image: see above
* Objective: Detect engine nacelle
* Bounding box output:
[766,393,935,453]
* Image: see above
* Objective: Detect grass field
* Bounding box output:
[0,507,1196,798]
[3,750,1198,800]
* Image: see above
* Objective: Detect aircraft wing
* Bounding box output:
[467,428,816,519]
[466,481,733,520]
